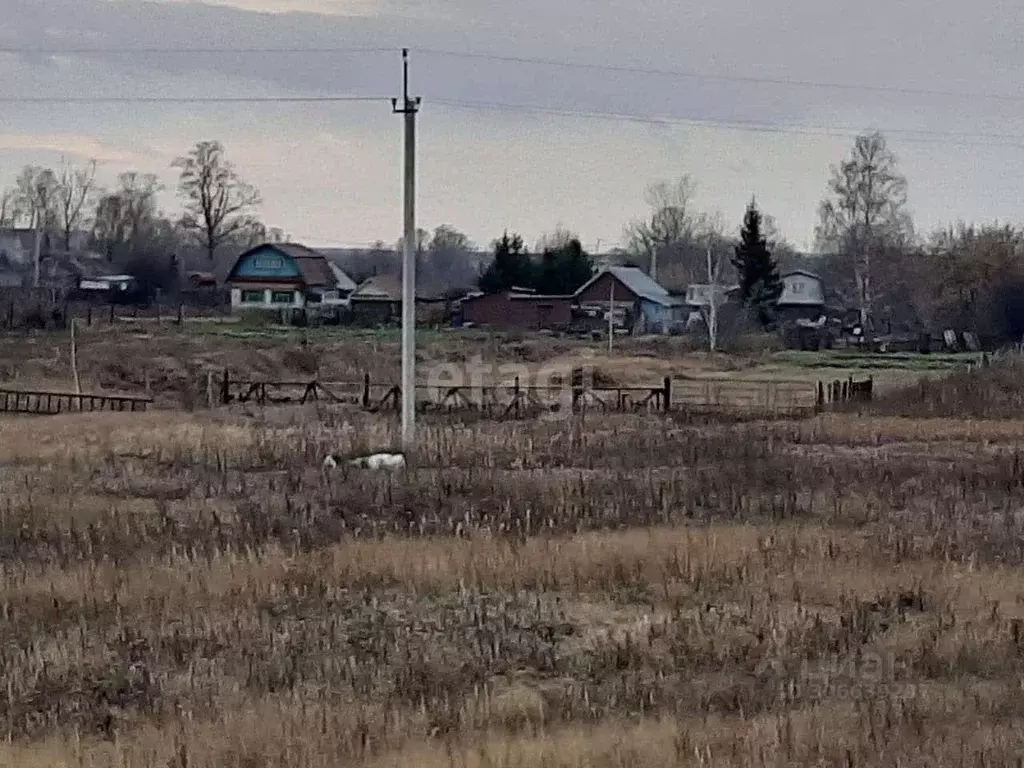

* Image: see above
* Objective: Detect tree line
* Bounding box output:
[0,141,280,278]
[3,131,1022,339]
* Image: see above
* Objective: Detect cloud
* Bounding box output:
[0,133,146,164]
[0,0,1022,250]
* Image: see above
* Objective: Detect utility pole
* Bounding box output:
[705,245,719,353]
[607,279,614,354]
[393,48,421,451]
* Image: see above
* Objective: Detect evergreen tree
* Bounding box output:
[478,231,534,292]
[732,198,783,326]
[535,238,594,294]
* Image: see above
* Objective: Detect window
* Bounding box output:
[253,254,283,270]
[271,290,294,305]
[240,289,265,304]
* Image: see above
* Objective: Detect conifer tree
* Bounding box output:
[732,198,783,326]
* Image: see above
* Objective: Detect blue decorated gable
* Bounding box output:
[229,245,303,281]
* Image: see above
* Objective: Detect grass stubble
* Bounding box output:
[2,387,1024,766]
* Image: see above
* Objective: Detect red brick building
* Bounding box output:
[461,290,572,330]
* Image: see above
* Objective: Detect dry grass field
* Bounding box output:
[0,322,972,408]
[1,347,1024,766]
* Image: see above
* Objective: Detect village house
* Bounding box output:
[574,267,684,333]
[776,269,826,322]
[225,243,357,312]
[460,288,573,330]
[347,273,450,325]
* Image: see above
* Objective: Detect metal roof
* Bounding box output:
[228,242,358,290]
[574,266,680,307]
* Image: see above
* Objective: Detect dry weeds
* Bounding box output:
[2,393,1024,766]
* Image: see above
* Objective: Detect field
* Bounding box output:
[0,321,976,406]
[0,325,1016,766]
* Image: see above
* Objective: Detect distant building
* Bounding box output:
[78,274,138,293]
[225,243,357,312]
[574,266,684,333]
[684,283,742,308]
[461,289,573,330]
[776,269,825,321]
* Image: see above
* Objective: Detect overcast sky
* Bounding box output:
[1,0,1022,251]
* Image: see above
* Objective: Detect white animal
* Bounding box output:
[323,452,406,471]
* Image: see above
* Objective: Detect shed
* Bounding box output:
[574,266,683,333]
[225,243,357,312]
[461,290,572,330]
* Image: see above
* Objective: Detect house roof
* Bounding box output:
[463,290,572,302]
[684,283,741,307]
[782,269,822,280]
[352,273,401,300]
[350,272,449,302]
[228,242,357,289]
[575,266,680,307]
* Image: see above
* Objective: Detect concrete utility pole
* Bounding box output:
[607,279,615,354]
[705,245,719,353]
[393,48,421,451]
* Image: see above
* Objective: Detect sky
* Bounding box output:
[0,0,1022,252]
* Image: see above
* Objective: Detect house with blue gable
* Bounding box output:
[225,243,357,312]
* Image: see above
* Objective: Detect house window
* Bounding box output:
[240,289,265,304]
[306,292,322,304]
[253,254,283,270]
[271,290,294,304]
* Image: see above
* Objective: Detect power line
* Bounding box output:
[0,45,394,55]
[430,97,1024,149]
[3,42,1023,105]
[0,95,390,103]
[414,48,1024,105]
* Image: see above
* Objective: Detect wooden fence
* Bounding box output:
[0,299,229,331]
[218,369,874,418]
[219,370,671,416]
[0,387,153,415]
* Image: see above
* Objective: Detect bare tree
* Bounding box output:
[698,222,731,352]
[226,218,286,248]
[624,176,710,284]
[54,157,97,251]
[816,131,912,329]
[92,172,163,260]
[14,165,58,231]
[426,224,476,294]
[0,188,20,228]
[12,166,60,287]
[173,140,262,261]
[535,225,577,253]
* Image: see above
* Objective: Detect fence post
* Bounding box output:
[109,304,115,324]
[571,367,584,411]
[177,303,184,326]
[866,375,874,401]
[221,369,230,405]
[817,381,825,409]
[663,376,671,412]
[206,371,214,409]
[514,376,521,417]
[86,305,92,327]
[362,372,370,409]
